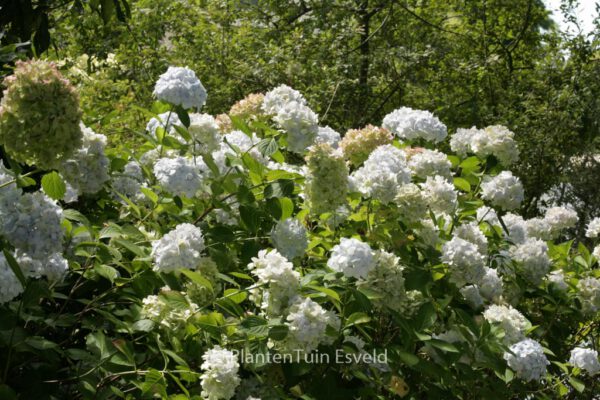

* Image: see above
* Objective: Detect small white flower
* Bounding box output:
[483,304,529,344]
[153,156,205,198]
[481,171,524,211]
[382,107,447,142]
[504,339,549,381]
[0,253,24,304]
[586,217,600,238]
[153,66,207,109]
[262,84,306,115]
[151,223,205,273]
[327,238,374,279]
[569,347,600,375]
[270,218,308,260]
[420,175,457,213]
[200,346,240,400]
[441,236,485,287]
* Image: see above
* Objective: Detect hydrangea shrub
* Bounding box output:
[0,65,598,399]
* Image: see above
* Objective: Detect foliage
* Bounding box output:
[0,65,598,399]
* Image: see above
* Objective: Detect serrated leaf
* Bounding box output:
[41,171,66,200]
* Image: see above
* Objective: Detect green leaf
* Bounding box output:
[569,377,585,393]
[2,250,26,287]
[453,177,471,192]
[428,339,459,353]
[94,263,119,283]
[181,270,214,291]
[140,187,158,205]
[257,138,279,157]
[224,288,247,303]
[279,197,294,220]
[268,325,289,340]
[175,106,190,127]
[345,312,371,328]
[239,205,260,233]
[307,285,340,302]
[264,179,295,198]
[398,351,420,366]
[41,171,66,200]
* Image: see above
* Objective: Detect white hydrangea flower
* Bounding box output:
[504,339,549,382]
[454,221,488,254]
[314,126,341,149]
[270,218,308,260]
[151,223,205,273]
[262,84,306,115]
[153,156,204,198]
[200,346,240,400]
[281,297,340,356]
[470,125,519,165]
[0,161,22,226]
[327,237,375,279]
[502,213,528,244]
[382,107,447,142]
[546,270,568,291]
[577,277,600,314]
[215,130,266,172]
[0,253,24,303]
[394,183,428,222]
[510,238,550,285]
[477,206,499,225]
[146,112,184,140]
[153,66,207,110]
[593,245,600,260]
[543,206,578,236]
[478,267,503,301]
[247,249,300,315]
[16,251,68,282]
[585,217,600,238]
[351,144,411,204]
[407,148,452,180]
[460,285,483,308]
[483,304,529,344]
[569,347,600,375]
[273,101,318,153]
[450,127,477,156]
[417,218,440,247]
[1,192,64,259]
[525,217,553,241]
[356,250,406,312]
[141,293,199,330]
[481,171,524,211]
[441,236,486,287]
[112,161,144,200]
[420,175,458,213]
[189,113,222,153]
[60,124,110,195]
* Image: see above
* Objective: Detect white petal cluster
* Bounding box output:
[481,171,524,211]
[270,218,308,260]
[141,293,199,330]
[60,124,110,194]
[213,131,266,174]
[248,249,300,315]
[477,206,499,225]
[16,252,68,282]
[282,297,340,356]
[153,156,204,198]
[483,304,529,344]
[0,253,24,303]
[546,270,568,291]
[420,175,457,213]
[460,285,483,308]
[394,183,428,222]
[1,192,64,258]
[189,113,223,153]
[273,101,318,153]
[351,144,411,204]
[577,277,600,314]
[503,339,549,381]
[441,236,485,287]
[351,144,411,203]
[112,161,144,200]
[0,161,22,226]
[478,267,503,301]
[585,217,600,238]
[451,125,519,165]
[510,238,550,285]
[454,221,488,254]
[357,250,406,312]
[525,217,552,241]
[327,237,375,279]
[407,148,452,180]
[594,245,600,260]
[382,107,447,142]
[314,126,341,149]
[569,347,600,375]
[262,84,306,115]
[543,206,578,235]
[200,346,241,400]
[151,223,205,273]
[146,112,183,140]
[502,213,528,244]
[153,66,207,110]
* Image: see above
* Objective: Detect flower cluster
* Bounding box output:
[441,236,486,287]
[450,125,519,165]
[270,218,308,260]
[569,347,600,375]
[340,125,393,166]
[483,304,529,344]
[200,346,241,400]
[151,223,205,273]
[382,107,447,143]
[327,238,375,279]
[503,339,549,381]
[153,66,207,109]
[189,113,223,153]
[304,144,348,215]
[510,238,550,285]
[153,156,205,198]
[0,60,82,169]
[481,171,524,210]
